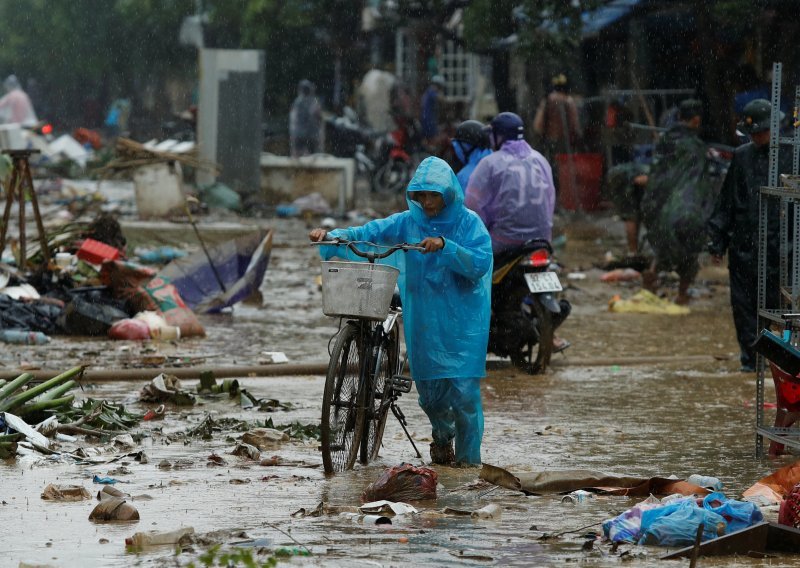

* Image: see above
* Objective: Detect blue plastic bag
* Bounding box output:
[702,491,763,533]
[638,499,727,547]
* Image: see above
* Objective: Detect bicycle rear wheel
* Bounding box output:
[321,323,362,473]
[359,326,400,463]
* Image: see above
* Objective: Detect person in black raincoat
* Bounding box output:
[707,99,790,372]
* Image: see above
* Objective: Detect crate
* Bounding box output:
[76,238,121,265]
[321,261,399,321]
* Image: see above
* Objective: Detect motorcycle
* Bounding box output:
[488,239,571,374]
[326,108,415,194]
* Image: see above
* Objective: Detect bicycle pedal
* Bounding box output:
[389,374,413,393]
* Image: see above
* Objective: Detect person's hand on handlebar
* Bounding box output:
[418,237,445,254]
[309,228,328,242]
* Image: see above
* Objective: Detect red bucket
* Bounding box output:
[555,153,603,212]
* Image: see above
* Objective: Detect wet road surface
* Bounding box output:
[2,215,797,567]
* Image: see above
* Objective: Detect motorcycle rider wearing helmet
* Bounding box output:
[707,98,791,372]
[465,112,569,353]
[451,119,492,191]
[465,112,555,255]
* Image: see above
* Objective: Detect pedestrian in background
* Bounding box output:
[641,99,716,305]
[533,73,581,166]
[420,75,446,145]
[707,99,790,372]
[0,74,37,127]
[290,79,322,158]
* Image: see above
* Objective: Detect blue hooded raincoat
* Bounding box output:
[452,141,492,191]
[320,156,492,463]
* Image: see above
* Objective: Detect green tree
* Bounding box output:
[0,0,195,130]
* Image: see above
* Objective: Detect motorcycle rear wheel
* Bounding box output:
[510,300,554,375]
[372,159,410,195]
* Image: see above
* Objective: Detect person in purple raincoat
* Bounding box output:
[465,112,568,352]
[464,112,555,254]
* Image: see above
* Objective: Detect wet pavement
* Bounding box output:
[2,213,798,567]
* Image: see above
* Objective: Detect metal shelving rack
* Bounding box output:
[755,62,800,457]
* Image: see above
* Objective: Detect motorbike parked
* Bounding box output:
[489,239,571,374]
[326,107,415,194]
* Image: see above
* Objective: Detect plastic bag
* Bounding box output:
[600,268,641,283]
[603,498,674,543]
[609,290,690,315]
[144,276,205,337]
[361,463,438,503]
[109,318,151,341]
[639,499,727,546]
[702,492,763,533]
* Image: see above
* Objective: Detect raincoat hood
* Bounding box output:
[499,139,534,159]
[406,156,463,227]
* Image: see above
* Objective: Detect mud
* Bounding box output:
[2,213,796,567]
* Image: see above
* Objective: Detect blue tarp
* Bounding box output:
[582,0,643,38]
[530,0,645,40]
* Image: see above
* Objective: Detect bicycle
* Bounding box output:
[312,239,424,474]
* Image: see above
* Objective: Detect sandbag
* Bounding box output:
[361,463,438,503]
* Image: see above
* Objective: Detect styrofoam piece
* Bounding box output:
[4,412,50,448]
[49,135,89,168]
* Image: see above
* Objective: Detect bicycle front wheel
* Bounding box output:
[359,326,400,463]
[321,323,362,473]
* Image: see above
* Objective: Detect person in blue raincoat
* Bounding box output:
[309,156,493,466]
[451,119,492,191]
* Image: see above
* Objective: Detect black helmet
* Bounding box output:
[739,98,784,134]
[454,120,489,148]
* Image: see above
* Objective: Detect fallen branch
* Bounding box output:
[0,366,84,413]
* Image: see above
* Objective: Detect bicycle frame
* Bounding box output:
[314,239,423,470]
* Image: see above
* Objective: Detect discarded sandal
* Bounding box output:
[553,337,571,354]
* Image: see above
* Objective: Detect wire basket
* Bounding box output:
[321,261,399,321]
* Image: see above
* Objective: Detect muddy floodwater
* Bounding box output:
[2,215,796,567]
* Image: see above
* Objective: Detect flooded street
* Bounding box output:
[2,214,795,567]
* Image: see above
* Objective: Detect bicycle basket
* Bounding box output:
[321,261,399,321]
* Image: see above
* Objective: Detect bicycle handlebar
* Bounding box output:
[311,238,425,261]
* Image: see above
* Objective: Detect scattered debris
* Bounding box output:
[125,527,194,547]
[362,463,438,503]
[242,428,289,450]
[140,373,195,406]
[89,497,139,521]
[41,484,91,501]
[609,290,690,315]
[231,443,261,461]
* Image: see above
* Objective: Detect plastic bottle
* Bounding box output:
[0,330,51,345]
[561,490,595,504]
[125,527,194,547]
[687,474,723,491]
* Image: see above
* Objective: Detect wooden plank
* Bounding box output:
[766,522,800,553]
[661,523,769,559]
[662,522,800,559]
